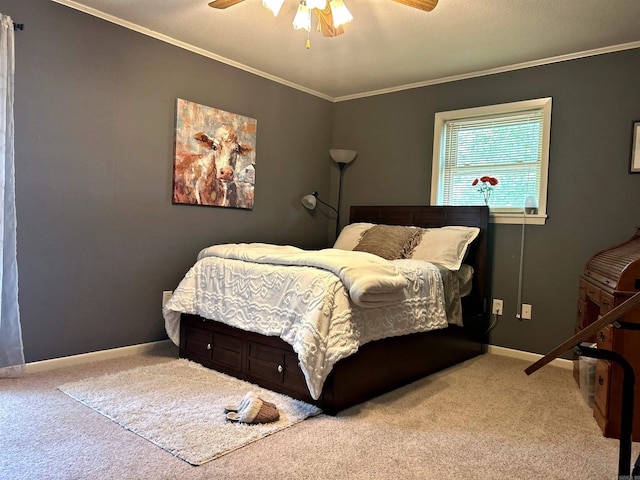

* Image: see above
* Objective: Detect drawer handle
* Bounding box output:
[599,332,605,342]
[598,376,604,386]
[277,364,284,373]
[206,343,212,350]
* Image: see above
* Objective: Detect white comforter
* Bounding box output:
[198,243,409,308]
[163,244,449,400]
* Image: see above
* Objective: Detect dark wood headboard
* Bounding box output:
[349,205,490,316]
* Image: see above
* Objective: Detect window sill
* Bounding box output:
[490,212,547,225]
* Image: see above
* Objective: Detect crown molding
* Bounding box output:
[51,1,640,103]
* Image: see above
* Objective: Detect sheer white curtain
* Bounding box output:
[0,14,23,378]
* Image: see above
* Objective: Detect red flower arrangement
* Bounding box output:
[472,176,499,205]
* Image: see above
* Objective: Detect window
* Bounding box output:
[431,98,552,225]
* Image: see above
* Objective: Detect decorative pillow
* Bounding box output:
[353,225,423,260]
[410,226,480,270]
[333,223,374,250]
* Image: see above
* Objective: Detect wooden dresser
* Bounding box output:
[574,229,640,440]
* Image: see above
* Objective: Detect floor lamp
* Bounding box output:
[301,149,357,239]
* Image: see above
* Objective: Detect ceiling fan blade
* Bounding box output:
[208,0,245,9]
[316,4,344,37]
[392,0,438,12]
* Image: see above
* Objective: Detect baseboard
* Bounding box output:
[24,340,570,374]
[25,339,174,374]
[487,345,573,370]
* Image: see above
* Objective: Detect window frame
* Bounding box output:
[430,97,552,225]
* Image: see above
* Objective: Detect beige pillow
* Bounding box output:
[353,225,423,260]
[333,223,374,250]
[410,226,480,270]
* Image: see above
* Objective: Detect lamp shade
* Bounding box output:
[301,194,317,210]
[306,0,327,9]
[262,0,285,16]
[292,3,311,31]
[329,0,353,28]
[329,149,357,164]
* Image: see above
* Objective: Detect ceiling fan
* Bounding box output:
[208,0,438,39]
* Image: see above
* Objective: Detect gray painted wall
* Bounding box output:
[5,0,334,362]
[5,0,640,363]
[332,48,640,356]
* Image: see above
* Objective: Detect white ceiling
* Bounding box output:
[54,0,640,101]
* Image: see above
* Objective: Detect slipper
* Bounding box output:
[224,391,258,414]
[224,391,277,414]
[226,396,280,424]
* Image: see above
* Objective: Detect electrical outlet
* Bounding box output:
[162,290,173,307]
[521,304,532,320]
[492,299,503,315]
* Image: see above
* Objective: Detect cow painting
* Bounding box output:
[172,99,257,209]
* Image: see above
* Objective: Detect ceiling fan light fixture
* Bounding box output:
[306,0,327,9]
[292,3,312,31]
[262,0,285,16]
[329,0,353,28]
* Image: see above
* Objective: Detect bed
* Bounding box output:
[163,205,490,414]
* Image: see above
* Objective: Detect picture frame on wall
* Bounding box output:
[172,99,257,209]
[630,120,640,173]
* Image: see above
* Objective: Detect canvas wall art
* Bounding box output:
[173,99,257,209]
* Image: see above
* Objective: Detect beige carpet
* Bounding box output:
[1,344,638,479]
[58,358,321,465]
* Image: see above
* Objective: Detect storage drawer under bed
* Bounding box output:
[247,342,308,394]
[179,314,311,399]
[180,317,243,375]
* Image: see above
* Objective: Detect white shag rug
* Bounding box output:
[58,358,322,465]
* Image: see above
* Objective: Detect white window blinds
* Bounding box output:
[441,109,544,210]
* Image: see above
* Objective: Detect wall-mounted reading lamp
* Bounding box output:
[302,149,357,239]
